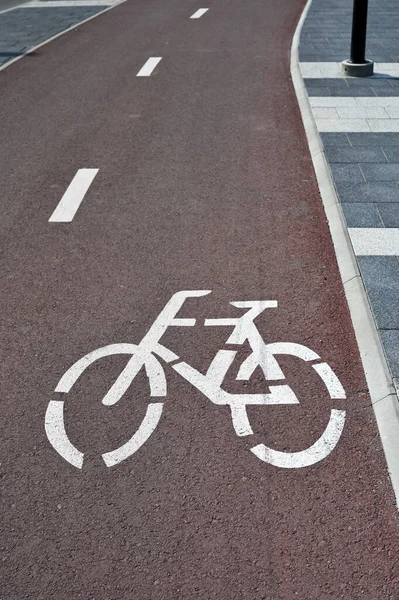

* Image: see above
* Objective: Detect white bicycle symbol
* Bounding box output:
[45,290,346,470]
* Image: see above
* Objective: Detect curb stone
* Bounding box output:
[291,0,399,507]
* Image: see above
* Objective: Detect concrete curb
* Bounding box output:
[0,0,127,74]
[291,0,399,506]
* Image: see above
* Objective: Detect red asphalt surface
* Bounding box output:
[1,0,399,597]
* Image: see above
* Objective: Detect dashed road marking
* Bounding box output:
[190,8,208,18]
[137,57,162,77]
[49,168,98,223]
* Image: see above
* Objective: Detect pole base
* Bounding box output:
[341,59,374,77]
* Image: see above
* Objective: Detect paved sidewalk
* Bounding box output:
[0,0,120,68]
[299,0,399,391]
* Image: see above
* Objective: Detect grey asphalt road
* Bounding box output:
[1,0,399,598]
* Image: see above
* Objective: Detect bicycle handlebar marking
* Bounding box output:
[45,290,346,470]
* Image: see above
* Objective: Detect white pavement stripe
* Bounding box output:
[357,97,399,108]
[24,0,118,5]
[310,97,399,110]
[300,62,399,79]
[310,96,399,132]
[136,57,162,77]
[336,107,389,119]
[190,8,208,18]
[309,97,358,107]
[49,168,98,223]
[369,120,399,133]
[316,119,370,132]
[349,228,399,256]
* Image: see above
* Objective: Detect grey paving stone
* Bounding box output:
[304,86,332,96]
[342,202,383,227]
[325,146,387,163]
[0,5,104,65]
[301,0,399,63]
[322,79,350,92]
[383,147,399,162]
[347,79,394,91]
[362,163,399,182]
[376,203,399,227]
[330,163,365,184]
[335,181,399,203]
[300,53,319,61]
[380,330,399,377]
[331,86,377,97]
[377,89,399,97]
[348,133,399,147]
[321,54,347,61]
[304,79,331,88]
[371,54,399,61]
[320,133,350,147]
[371,82,399,94]
[358,256,399,330]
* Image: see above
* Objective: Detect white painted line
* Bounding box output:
[190,8,208,18]
[293,0,399,506]
[312,362,346,398]
[45,401,84,469]
[349,228,399,256]
[136,57,162,77]
[251,409,346,468]
[49,168,98,223]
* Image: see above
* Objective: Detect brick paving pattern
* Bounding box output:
[299,0,399,388]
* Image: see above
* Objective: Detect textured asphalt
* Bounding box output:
[1,0,399,598]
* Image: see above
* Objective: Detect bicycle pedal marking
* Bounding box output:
[45,290,346,470]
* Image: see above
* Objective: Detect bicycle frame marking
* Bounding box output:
[45,290,346,470]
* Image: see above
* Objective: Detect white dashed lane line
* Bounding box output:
[190,8,208,18]
[49,168,99,223]
[136,57,162,77]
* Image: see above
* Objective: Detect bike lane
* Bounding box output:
[1,0,399,597]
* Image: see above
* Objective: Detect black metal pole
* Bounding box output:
[342,0,373,76]
[350,0,369,64]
